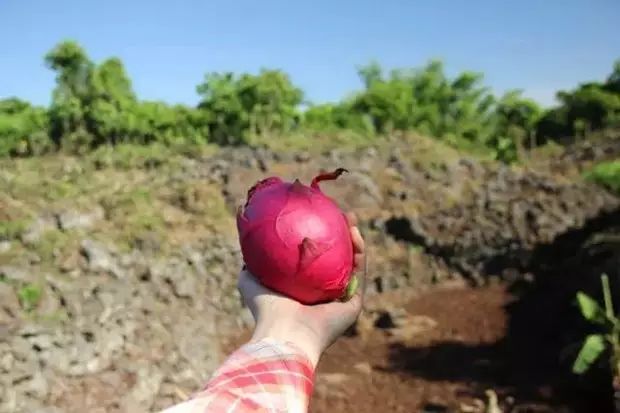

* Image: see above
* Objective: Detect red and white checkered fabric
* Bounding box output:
[160,339,314,413]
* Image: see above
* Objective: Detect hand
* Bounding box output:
[238,213,366,368]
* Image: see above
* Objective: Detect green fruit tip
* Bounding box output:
[341,275,359,301]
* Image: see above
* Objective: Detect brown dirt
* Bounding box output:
[229,283,606,413]
[313,284,528,413]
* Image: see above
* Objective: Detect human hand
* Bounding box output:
[238,213,366,368]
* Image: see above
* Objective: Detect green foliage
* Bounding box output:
[573,334,607,374]
[538,59,620,142]
[302,103,372,133]
[0,220,27,241]
[491,91,543,162]
[46,41,94,150]
[577,291,608,325]
[89,142,171,169]
[43,41,209,153]
[126,102,209,146]
[585,161,620,195]
[88,57,137,145]
[0,98,50,156]
[34,230,71,263]
[349,60,498,140]
[337,60,531,160]
[197,69,303,144]
[101,187,165,248]
[0,40,618,159]
[17,283,42,312]
[572,275,620,377]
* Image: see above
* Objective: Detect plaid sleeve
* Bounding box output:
[159,338,315,413]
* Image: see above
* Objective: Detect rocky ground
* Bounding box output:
[1,134,619,412]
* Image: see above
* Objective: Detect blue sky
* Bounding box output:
[1,0,619,107]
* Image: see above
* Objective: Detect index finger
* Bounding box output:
[345,212,358,228]
[349,223,367,306]
[350,226,365,255]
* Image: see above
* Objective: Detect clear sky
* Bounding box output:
[1,0,619,107]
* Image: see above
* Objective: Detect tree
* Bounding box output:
[562,85,620,133]
[0,98,50,156]
[605,60,620,95]
[349,60,496,149]
[45,41,95,151]
[491,90,543,162]
[89,57,138,145]
[537,60,620,143]
[197,69,303,145]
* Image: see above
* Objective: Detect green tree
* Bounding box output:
[537,60,620,143]
[349,60,496,149]
[126,101,209,146]
[0,98,50,156]
[45,41,94,151]
[491,90,543,162]
[605,60,620,94]
[197,69,303,145]
[89,57,137,145]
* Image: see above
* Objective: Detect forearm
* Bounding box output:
[160,338,315,413]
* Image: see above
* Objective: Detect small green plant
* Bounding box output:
[0,220,27,240]
[17,283,42,312]
[573,274,619,375]
[584,161,620,196]
[573,274,620,410]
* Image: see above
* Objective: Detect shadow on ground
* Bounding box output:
[386,210,620,413]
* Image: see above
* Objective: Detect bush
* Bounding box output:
[585,161,620,195]
[17,283,42,312]
[0,40,618,160]
[196,69,303,145]
[0,98,51,156]
[0,220,27,241]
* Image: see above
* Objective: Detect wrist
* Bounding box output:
[250,318,322,368]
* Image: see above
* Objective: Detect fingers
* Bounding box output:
[319,290,364,345]
[345,212,358,228]
[351,226,365,254]
[349,258,367,307]
[358,251,368,300]
[345,212,367,305]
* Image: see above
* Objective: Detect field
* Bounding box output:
[1,132,619,412]
[2,38,620,413]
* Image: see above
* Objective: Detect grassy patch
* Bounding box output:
[394,132,479,170]
[89,143,172,170]
[248,129,376,153]
[100,187,166,248]
[88,142,218,170]
[0,155,96,206]
[585,160,620,195]
[174,181,229,218]
[33,230,74,263]
[17,283,42,312]
[0,219,27,240]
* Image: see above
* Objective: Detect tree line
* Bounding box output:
[1,41,619,162]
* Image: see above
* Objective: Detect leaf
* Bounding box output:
[576,291,607,325]
[572,334,606,374]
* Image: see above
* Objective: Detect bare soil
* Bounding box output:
[230,283,612,413]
